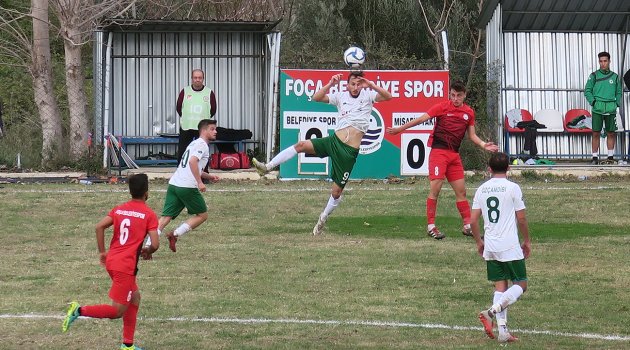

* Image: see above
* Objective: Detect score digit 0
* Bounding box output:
[400,133,430,176]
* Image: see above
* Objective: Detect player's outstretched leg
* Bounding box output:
[478,309,496,339]
[252,158,269,176]
[62,301,80,332]
[312,213,327,235]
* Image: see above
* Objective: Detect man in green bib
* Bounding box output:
[584,52,622,165]
[176,69,217,162]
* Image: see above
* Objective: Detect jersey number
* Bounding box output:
[190,104,203,114]
[119,218,131,245]
[486,196,500,223]
[180,150,190,168]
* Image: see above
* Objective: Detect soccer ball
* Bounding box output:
[344,46,366,68]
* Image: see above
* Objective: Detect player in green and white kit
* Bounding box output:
[143,119,219,256]
[471,152,531,343]
[584,51,622,164]
[253,71,392,235]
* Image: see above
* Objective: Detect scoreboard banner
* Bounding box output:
[279,69,449,180]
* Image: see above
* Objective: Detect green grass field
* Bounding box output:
[1,178,629,349]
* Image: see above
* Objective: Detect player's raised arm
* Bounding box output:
[356,76,392,102]
[312,74,342,103]
[387,113,432,135]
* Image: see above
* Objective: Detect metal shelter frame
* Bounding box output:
[478,1,630,160]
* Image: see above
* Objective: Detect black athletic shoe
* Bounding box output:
[428,227,445,240]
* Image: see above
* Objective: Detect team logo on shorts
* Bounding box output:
[360,108,384,155]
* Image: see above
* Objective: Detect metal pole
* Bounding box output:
[441,31,449,71]
[623,15,629,161]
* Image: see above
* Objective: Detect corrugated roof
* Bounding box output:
[101,19,281,33]
[478,0,630,32]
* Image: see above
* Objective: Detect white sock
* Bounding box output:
[592,152,598,158]
[322,195,342,218]
[174,223,192,237]
[493,285,524,313]
[427,224,435,232]
[494,291,507,329]
[144,228,162,247]
[607,150,614,158]
[268,146,298,169]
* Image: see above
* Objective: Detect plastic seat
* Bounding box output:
[534,109,564,132]
[504,109,533,133]
[564,109,592,133]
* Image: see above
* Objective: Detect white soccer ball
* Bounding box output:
[344,46,366,68]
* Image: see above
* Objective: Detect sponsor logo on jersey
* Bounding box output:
[360,108,384,155]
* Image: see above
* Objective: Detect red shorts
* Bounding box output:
[428,148,465,182]
[107,270,138,305]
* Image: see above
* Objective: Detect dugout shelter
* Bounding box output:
[93,20,282,167]
[478,1,630,160]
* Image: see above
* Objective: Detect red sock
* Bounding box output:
[80,304,119,319]
[426,198,437,225]
[456,200,471,225]
[122,303,139,345]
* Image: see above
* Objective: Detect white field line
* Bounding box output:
[1,185,628,194]
[1,314,628,342]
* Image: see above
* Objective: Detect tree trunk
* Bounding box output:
[64,26,89,160]
[31,0,63,163]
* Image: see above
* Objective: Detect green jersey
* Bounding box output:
[181,86,213,130]
[584,69,622,115]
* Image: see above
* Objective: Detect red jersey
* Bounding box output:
[426,101,475,152]
[106,200,158,275]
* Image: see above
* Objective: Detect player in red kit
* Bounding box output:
[62,174,159,350]
[388,81,498,239]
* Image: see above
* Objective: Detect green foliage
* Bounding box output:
[0,3,91,169]
[1,0,491,171]
[280,0,351,68]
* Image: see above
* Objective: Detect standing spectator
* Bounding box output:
[387,81,498,240]
[471,152,531,343]
[144,119,219,255]
[584,52,622,165]
[62,174,159,350]
[252,71,392,235]
[176,69,217,162]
